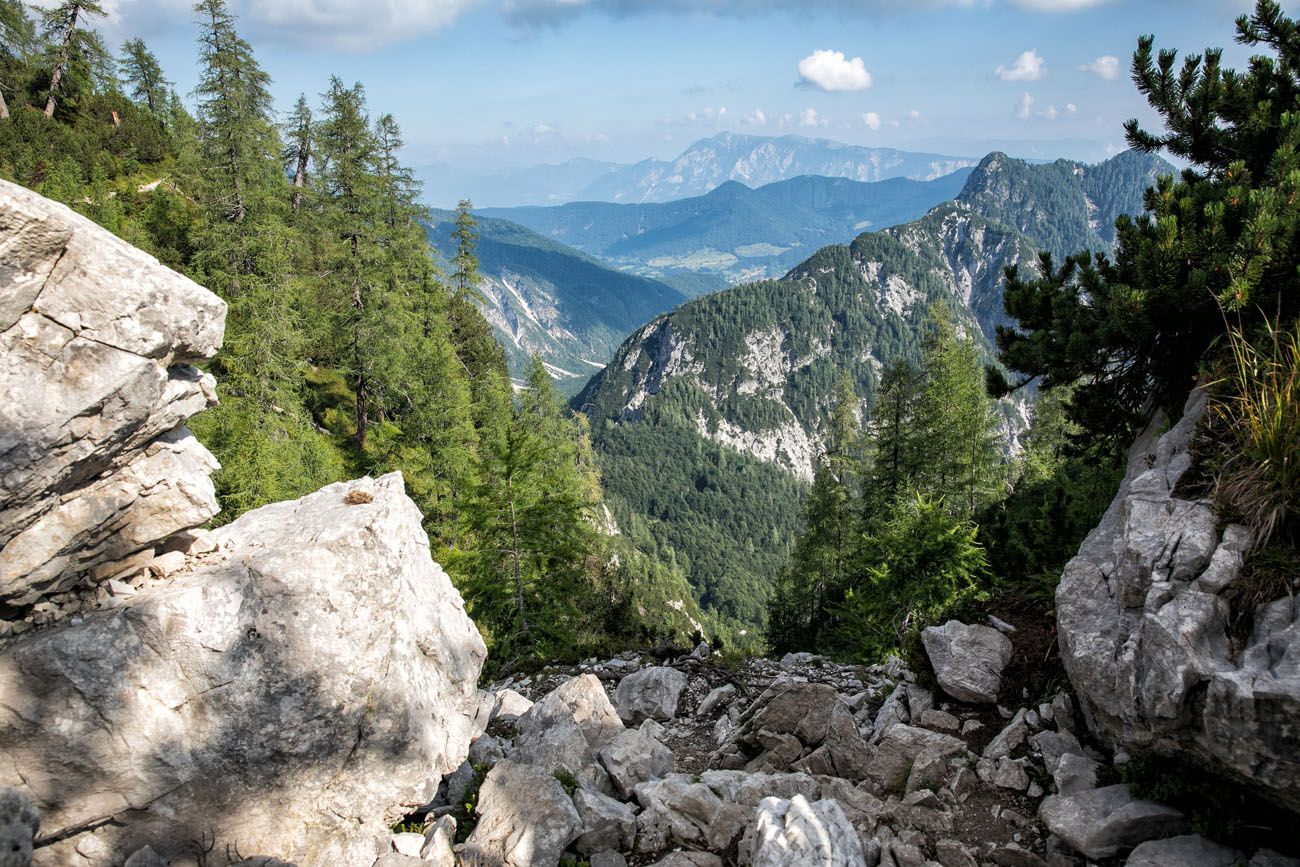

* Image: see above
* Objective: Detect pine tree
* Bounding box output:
[0,0,34,120]
[281,93,312,211]
[862,358,922,524]
[118,37,169,115]
[451,198,480,298]
[38,0,108,118]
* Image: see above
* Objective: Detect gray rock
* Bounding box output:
[650,854,723,867]
[698,770,821,807]
[419,815,456,866]
[573,787,636,854]
[0,473,486,866]
[599,724,675,798]
[372,856,426,867]
[750,795,867,866]
[0,788,38,867]
[992,757,1030,791]
[513,674,625,773]
[615,666,688,723]
[492,688,534,722]
[865,724,967,796]
[922,621,1013,704]
[634,775,748,854]
[1124,834,1243,867]
[468,733,506,767]
[1051,752,1099,796]
[462,760,581,867]
[713,682,873,780]
[1057,387,1300,812]
[0,179,226,607]
[122,847,168,867]
[696,683,737,718]
[1038,784,1188,859]
[935,838,979,867]
[391,832,424,857]
[916,709,960,732]
[983,709,1029,759]
[590,852,629,867]
[1252,850,1300,867]
[870,683,911,742]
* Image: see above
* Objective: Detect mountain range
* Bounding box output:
[415,132,979,208]
[424,212,687,393]
[480,169,974,284]
[573,148,1174,634]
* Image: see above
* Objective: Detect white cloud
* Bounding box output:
[1066,102,1078,113]
[745,108,768,126]
[1081,55,1121,80]
[908,108,922,121]
[1042,104,1059,120]
[799,107,827,127]
[797,49,873,92]
[181,0,475,51]
[863,111,882,130]
[996,49,1046,82]
[1015,92,1034,120]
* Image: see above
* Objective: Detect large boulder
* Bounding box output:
[0,473,486,866]
[711,682,873,780]
[1057,387,1300,812]
[461,761,581,867]
[921,620,1012,704]
[0,180,226,608]
[615,666,688,723]
[513,674,625,774]
[1038,784,1187,860]
[750,795,866,867]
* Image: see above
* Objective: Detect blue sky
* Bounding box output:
[74,0,1299,168]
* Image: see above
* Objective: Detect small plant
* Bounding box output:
[389,819,425,834]
[1209,316,1300,547]
[552,769,579,796]
[344,488,374,505]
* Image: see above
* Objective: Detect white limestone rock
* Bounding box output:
[0,473,486,866]
[0,179,226,607]
[1039,784,1188,860]
[462,761,581,867]
[750,795,867,867]
[615,666,688,723]
[513,674,625,774]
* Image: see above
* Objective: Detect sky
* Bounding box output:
[59,0,1300,169]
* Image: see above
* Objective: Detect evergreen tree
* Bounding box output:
[915,303,1004,517]
[38,0,108,118]
[281,93,312,210]
[0,0,34,120]
[452,198,480,298]
[997,0,1300,442]
[118,37,169,115]
[862,358,922,523]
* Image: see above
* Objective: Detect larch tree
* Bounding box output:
[38,0,107,118]
[451,198,480,298]
[281,93,312,210]
[119,37,169,115]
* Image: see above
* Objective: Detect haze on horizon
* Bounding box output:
[62,0,1296,170]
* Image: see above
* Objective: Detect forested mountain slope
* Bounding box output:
[425,211,686,392]
[481,170,974,284]
[577,149,1172,634]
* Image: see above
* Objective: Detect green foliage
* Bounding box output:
[831,495,988,662]
[997,0,1300,445]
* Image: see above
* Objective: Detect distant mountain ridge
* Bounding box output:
[424,212,685,393]
[573,148,1174,633]
[481,169,975,284]
[414,132,979,208]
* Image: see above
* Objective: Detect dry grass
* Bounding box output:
[344,489,375,505]
[1208,316,1300,548]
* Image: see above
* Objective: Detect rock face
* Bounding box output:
[0,472,486,866]
[0,179,226,608]
[462,761,582,867]
[1057,387,1300,812]
[1038,785,1187,860]
[922,620,1012,704]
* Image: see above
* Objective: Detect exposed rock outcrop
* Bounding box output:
[1057,387,1300,812]
[0,473,486,866]
[0,179,226,611]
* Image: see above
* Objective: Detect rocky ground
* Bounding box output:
[365,619,1300,867]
